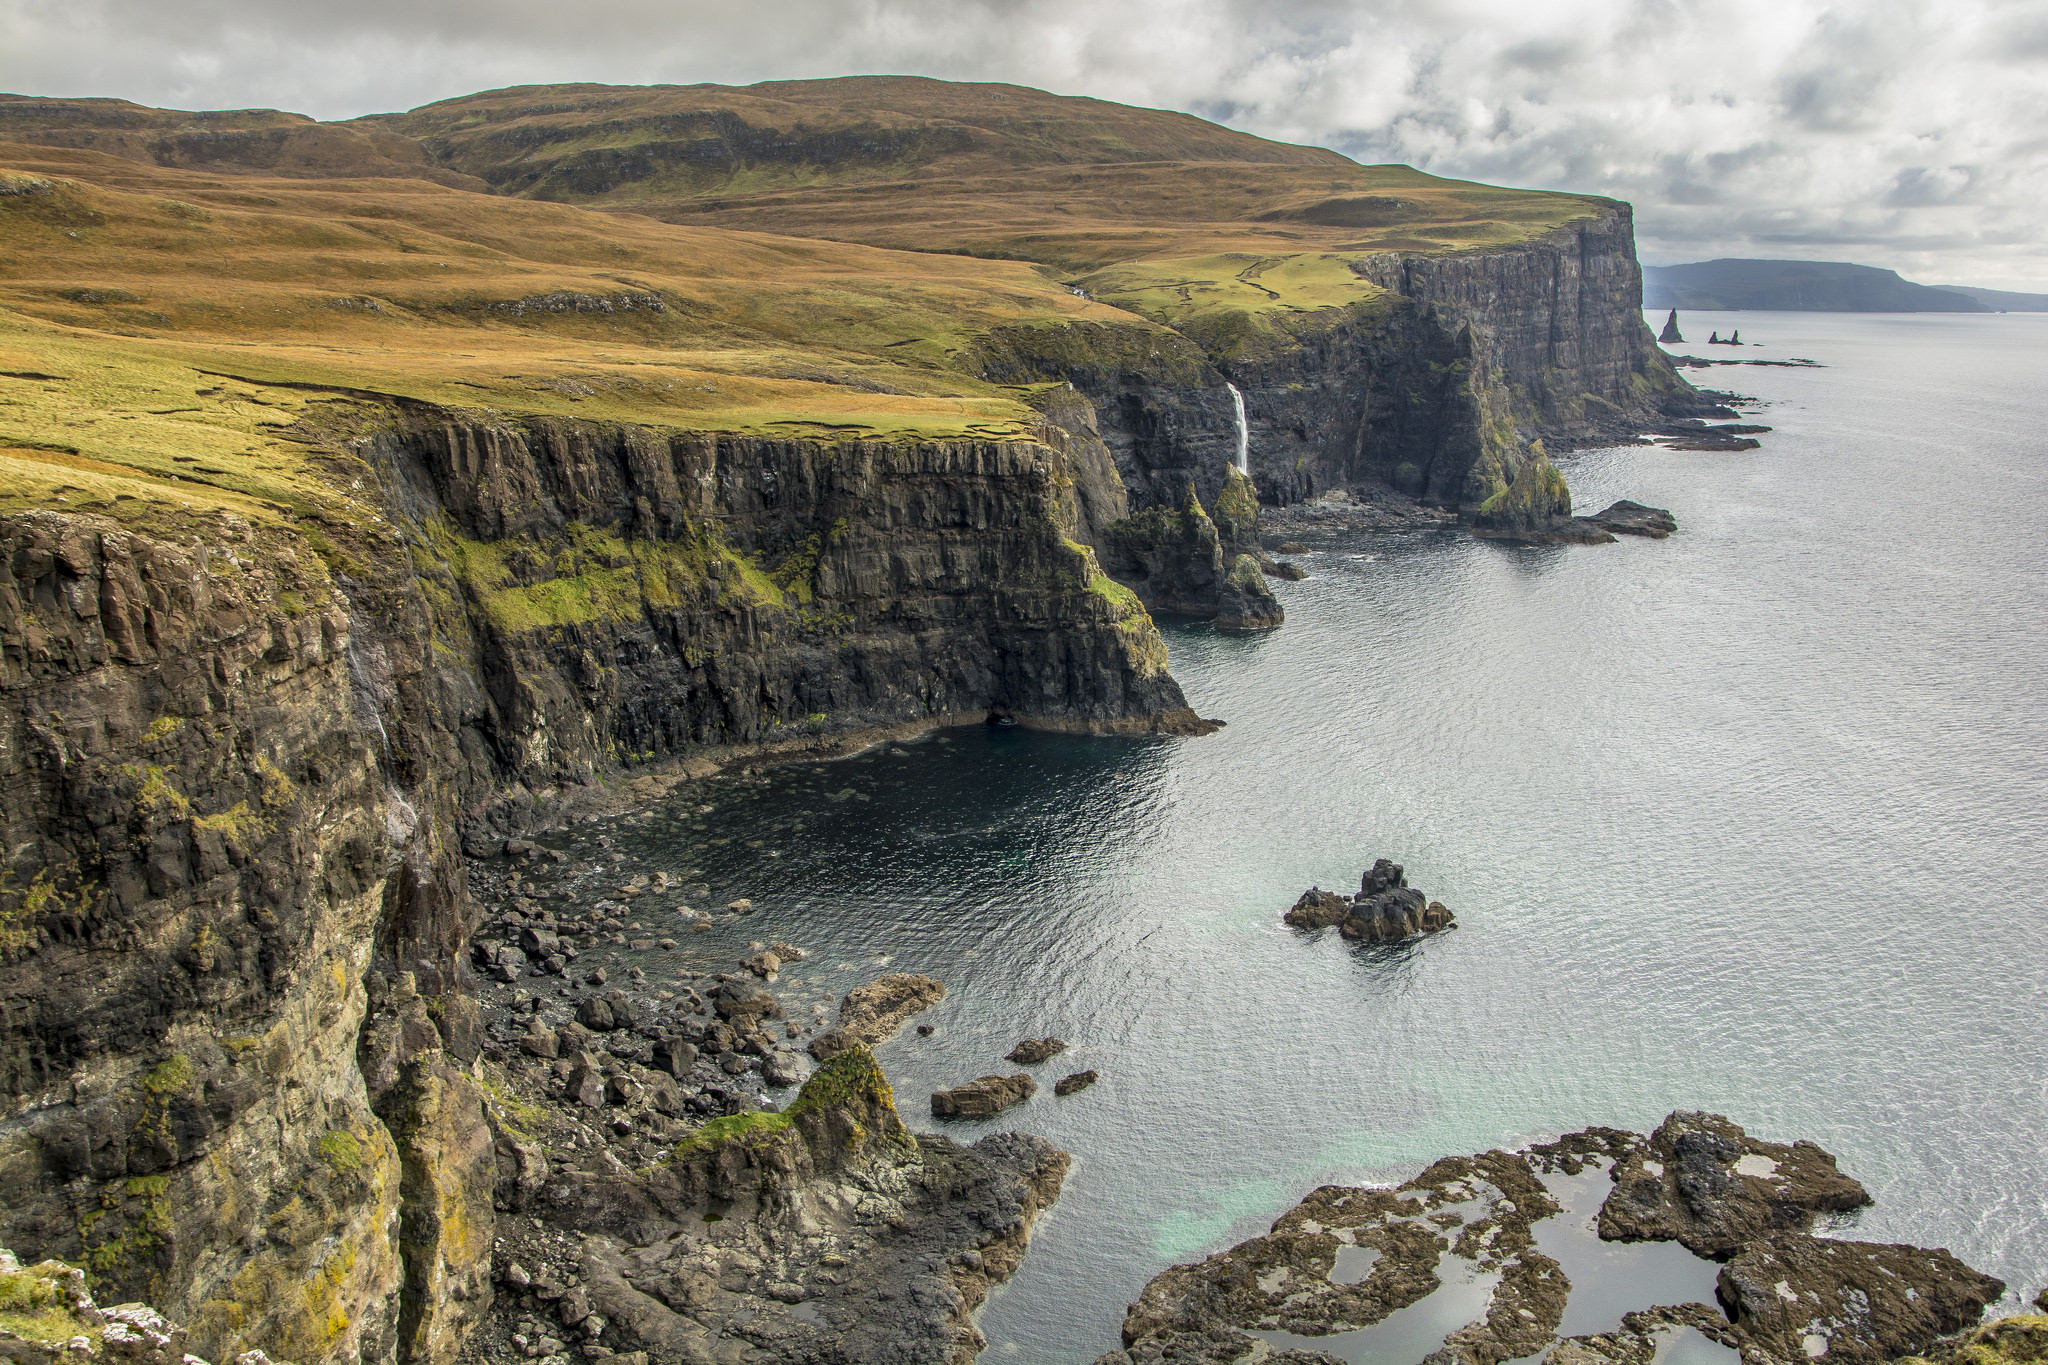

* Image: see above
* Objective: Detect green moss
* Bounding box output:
[123,763,191,818]
[192,800,270,842]
[143,1054,196,1096]
[315,1129,363,1175]
[668,1109,790,1159]
[1087,572,1141,612]
[142,715,183,744]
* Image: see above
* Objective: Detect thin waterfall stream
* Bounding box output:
[1228,383,1249,473]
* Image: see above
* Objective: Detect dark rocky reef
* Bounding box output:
[932,1073,1038,1119]
[1284,858,1456,943]
[1098,1114,2004,1365]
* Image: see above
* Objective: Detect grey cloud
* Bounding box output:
[0,0,2043,287]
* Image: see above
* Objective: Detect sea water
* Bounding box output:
[585,311,2048,1361]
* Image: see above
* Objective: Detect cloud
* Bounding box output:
[1,0,2042,287]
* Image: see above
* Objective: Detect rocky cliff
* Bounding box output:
[976,205,1720,612]
[0,395,1188,1365]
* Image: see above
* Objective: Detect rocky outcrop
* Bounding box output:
[1598,1111,1871,1257]
[0,1246,292,1365]
[1585,501,1678,538]
[1098,1114,2000,1365]
[1214,555,1282,631]
[493,1047,1069,1365]
[1283,858,1457,942]
[931,1073,1037,1119]
[1007,1037,1066,1064]
[808,971,944,1060]
[1720,1235,2004,1364]
[1055,1071,1098,1096]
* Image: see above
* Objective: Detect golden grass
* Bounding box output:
[0,140,1179,453]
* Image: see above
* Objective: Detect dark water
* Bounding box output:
[590,311,2048,1361]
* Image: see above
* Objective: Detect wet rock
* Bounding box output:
[1283,859,1455,942]
[1275,540,1310,554]
[1007,1037,1067,1064]
[1598,1111,1871,1257]
[1214,553,1284,630]
[1055,1071,1099,1096]
[1584,500,1679,539]
[811,972,945,1060]
[931,1073,1037,1119]
[1720,1233,2004,1363]
[726,898,754,914]
[745,950,782,980]
[1104,1114,1998,1365]
[709,979,785,1025]
[1283,887,1350,930]
[1268,560,1309,581]
[651,1037,698,1077]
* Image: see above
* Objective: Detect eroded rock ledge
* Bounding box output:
[471,1045,1067,1365]
[1098,1112,2004,1365]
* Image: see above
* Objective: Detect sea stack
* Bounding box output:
[1660,308,1685,343]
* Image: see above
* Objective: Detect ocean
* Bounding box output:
[583,310,2048,1360]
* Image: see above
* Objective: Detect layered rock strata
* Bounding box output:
[987,209,1731,615]
[0,398,1193,1365]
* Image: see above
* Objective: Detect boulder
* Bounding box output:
[518,1024,559,1059]
[745,950,781,980]
[1007,1037,1067,1064]
[811,972,945,1059]
[1360,857,1405,897]
[576,988,638,1033]
[1341,887,1432,941]
[930,1074,1037,1119]
[1283,887,1349,930]
[1055,1071,1099,1096]
[709,980,784,1024]
[651,1037,698,1078]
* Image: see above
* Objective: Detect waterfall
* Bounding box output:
[1228,383,1249,474]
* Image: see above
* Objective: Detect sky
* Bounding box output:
[4,0,2044,289]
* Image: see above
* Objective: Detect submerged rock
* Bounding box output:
[931,1073,1037,1119]
[1055,1070,1099,1096]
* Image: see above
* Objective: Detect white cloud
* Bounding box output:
[2,0,2042,287]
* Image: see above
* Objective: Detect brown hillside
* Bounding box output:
[356,77,1602,272]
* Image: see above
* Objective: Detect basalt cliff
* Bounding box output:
[0,75,1733,1365]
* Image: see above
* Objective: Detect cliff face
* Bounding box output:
[989,205,1715,595]
[0,402,1189,1365]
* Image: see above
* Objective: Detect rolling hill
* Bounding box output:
[1644,259,1991,312]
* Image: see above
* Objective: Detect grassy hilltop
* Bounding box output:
[0,78,1609,538]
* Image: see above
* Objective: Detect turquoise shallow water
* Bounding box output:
[594,311,2048,1361]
